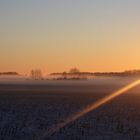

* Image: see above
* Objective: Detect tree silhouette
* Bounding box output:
[69,68,80,74]
[30,69,42,80]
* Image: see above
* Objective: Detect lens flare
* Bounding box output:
[41,79,140,138]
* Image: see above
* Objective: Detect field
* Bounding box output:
[0,77,140,140]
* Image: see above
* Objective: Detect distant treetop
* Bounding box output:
[69,68,80,74]
[0,72,19,75]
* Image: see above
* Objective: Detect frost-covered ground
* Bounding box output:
[0,76,140,140]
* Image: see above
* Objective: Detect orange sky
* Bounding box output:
[0,1,140,74]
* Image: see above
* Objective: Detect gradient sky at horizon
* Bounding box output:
[0,0,140,74]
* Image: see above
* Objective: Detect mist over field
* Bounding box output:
[1,0,140,139]
[0,76,140,139]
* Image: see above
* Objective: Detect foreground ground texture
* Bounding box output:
[0,77,140,140]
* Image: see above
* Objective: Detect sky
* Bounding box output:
[0,0,140,74]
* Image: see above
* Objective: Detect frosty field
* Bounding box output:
[0,77,140,140]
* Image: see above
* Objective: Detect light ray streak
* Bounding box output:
[42,79,140,138]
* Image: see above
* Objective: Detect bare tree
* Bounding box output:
[30,69,43,80]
